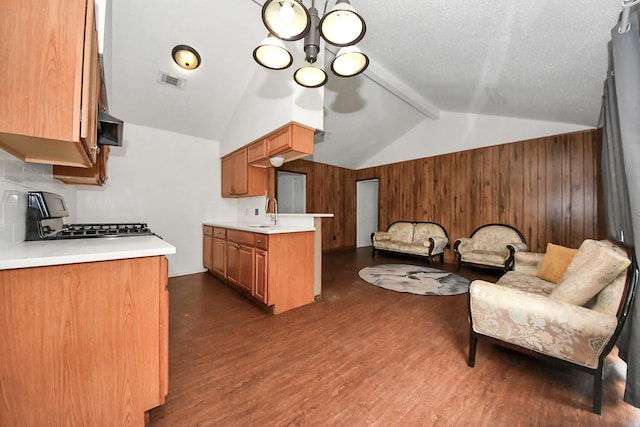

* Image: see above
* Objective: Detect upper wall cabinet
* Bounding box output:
[53,145,109,186]
[221,148,267,198]
[0,0,100,168]
[248,123,314,167]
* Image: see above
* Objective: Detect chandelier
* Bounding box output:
[253,0,369,88]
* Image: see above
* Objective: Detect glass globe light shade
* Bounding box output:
[294,63,328,88]
[331,46,369,77]
[253,35,293,70]
[319,1,366,47]
[262,0,310,41]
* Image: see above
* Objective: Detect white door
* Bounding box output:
[277,172,306,213]
[356,179,379,247]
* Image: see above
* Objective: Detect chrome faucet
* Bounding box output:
[265,196,278,227]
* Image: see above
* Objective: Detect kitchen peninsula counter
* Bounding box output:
[203,213,333,234]
[0,235,176,270]
[203,213,333,302]
[202,221,314,234]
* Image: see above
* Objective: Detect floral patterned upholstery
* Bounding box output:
[470,280,618,368]
[467,239,637,414]
[454,224,527,271]
[373,221,449,263]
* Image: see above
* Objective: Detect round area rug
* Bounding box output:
[358,264,470,296]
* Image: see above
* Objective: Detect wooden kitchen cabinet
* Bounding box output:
[203,226,313,314]
[254,249,269,304]
[203,226,213,271]
[211,227,227,276]
[53,145,110,185]
[53,43,110,185]
[237,244,255,293]
[247,139,267,163]
[221,147,266,197]
[0,0,101,168]
[224,240,253,290]
[267,125,294,155]
[248,122,314,168]
[0,256,169,426]
[226,229,253,290]
[226,242,240,285]
[253,234,269,303]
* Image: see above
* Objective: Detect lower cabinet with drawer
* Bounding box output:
[204,226,314,314]
[203,226,213,271]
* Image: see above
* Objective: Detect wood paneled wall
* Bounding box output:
[277,161,357,251]
[281,129,604,260]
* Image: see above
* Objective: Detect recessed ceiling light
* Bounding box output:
[172,45,201,70]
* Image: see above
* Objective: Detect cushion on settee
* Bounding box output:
[536,243,578,283]
[413,223,445,243]
[550,240,631,306]
[589,271,627,315]
[496,271,556,296]
[386,222,414,243]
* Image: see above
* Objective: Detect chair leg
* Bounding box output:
[468,330,478,367]
[439,253,445,263]
[593,365,603,415]
[372,247,376,258]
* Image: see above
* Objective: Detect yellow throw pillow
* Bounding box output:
[536,243,578,283]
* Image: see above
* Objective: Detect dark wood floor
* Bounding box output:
[149,248,640,426]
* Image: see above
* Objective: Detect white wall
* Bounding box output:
[75,123,235,276]
[358,111,592,168]
[220,53,324,157]
[0,149,76,246]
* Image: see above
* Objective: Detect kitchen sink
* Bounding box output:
[247,224,273,229]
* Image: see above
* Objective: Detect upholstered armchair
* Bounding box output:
[453,223,527,272]
[467,239,638,414]
[372,221,449,263]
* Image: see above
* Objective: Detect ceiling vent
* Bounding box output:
[158,72,185,89]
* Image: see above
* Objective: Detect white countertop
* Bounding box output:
[0,235,176,271]
[202,221,315,234]
[277,213,334,218]
[204,214,333,234]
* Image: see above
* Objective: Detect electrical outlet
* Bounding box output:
[254,208,259,215]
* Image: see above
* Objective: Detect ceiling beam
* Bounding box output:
[322,46,441,119]
[361,57,440,119]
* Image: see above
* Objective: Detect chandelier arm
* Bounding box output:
[619,0,640,34]
[304,6,321,63]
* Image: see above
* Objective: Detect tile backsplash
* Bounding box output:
[0,148,76,246]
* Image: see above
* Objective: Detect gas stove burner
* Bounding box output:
[26,192,157,241]
[55,223,154,239]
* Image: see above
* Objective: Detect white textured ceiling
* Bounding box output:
[106,0,622,169]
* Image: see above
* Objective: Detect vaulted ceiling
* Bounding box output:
[105,0,622,169]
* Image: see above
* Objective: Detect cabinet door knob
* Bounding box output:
[257,239,262,243]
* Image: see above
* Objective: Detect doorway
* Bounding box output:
[356,179,379,248]
[277,171,306,213]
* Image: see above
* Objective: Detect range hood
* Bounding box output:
[97,54,123,147]
[98,110,123,147]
